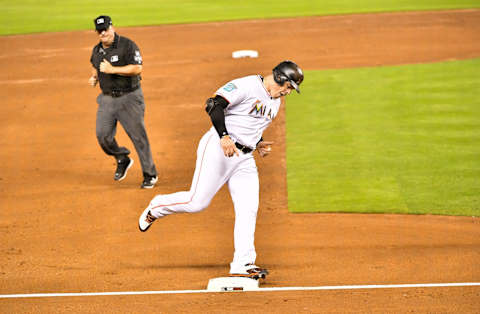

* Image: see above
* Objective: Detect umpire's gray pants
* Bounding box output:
[96,88,157,177]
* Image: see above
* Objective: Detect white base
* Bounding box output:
[232,50,259,59]
[207,277,260,292]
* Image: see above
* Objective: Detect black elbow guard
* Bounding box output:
[205,97,216,114]
[205,95,229,115]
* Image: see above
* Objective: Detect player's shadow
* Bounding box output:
[123,263,229,270]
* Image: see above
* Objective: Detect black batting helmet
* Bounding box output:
[273,60,304,93]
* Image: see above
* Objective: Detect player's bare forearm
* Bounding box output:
[99,59,142,76]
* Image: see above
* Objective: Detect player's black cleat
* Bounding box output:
[114,157,133,181]
[230,264,269,280]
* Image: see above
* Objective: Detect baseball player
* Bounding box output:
[89,15,158,188]
[139,61,304,279]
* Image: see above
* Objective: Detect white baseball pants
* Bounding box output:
[147,128,259,273]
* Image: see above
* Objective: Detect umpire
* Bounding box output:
[89,15,158,188]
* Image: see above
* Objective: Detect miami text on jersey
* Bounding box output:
[248,100,276,120]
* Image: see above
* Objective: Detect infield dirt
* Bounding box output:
[1,9,479,313]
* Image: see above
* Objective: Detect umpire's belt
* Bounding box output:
[235,142,253,154]
[103,86,139,98]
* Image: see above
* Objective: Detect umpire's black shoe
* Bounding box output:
[114,157,134,181]
[141,174,158,189]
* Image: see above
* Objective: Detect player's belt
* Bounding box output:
[235,142,253,154]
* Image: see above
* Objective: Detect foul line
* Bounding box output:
[1,282,479,299]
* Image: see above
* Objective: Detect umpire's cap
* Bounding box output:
[94,15,112,32]
[273,60,304,93]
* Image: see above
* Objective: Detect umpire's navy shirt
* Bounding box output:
[90,33,142,94]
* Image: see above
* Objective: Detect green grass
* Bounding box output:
[286,59,480,216]
[1,0,479,35]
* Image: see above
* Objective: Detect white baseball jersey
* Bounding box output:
[215,75,281,148]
